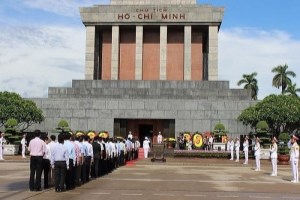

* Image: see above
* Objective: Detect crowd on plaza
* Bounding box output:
[27,130,141,192]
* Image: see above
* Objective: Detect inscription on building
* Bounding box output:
[117,7,186,21]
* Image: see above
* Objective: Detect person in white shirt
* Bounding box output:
[135,139,140,159]
[143,137,150,158]
[243,136,249,164]
[48,135,57,187]
[157,132,163,144]
[208,136,213,151]
[42,136,51,189]
[0,132,6,160]
[128,131,133,140]
[21,134,27,158]
[229,138,234,160]
[269,137,278,176]
[254,137,261,171]
[235,137,240,162]
[289,135,299,183]
[83,136,93,182]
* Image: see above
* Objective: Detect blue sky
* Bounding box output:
[0,0,299,99]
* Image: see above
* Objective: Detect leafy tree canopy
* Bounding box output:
[238,94,300,135]
[0,91,44,131]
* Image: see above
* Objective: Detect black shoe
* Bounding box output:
[35,188,42,192]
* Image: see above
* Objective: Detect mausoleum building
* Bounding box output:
[31,0,253,140]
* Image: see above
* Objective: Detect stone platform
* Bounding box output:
[30,80,255,136]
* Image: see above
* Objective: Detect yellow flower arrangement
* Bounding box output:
[99,131,109,138]
[163,137,176,142]
[76,131,84,137]
[87,131,96,139]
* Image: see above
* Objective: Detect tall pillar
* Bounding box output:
[208,26,218,80]
[85,26,95,80]
[184,26,191,80]
[111,25,119,80]
[135,26,143,80]
[160,26,167,80]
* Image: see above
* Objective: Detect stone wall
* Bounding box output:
[29,80,255,137]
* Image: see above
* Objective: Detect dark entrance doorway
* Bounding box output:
[114,119,175,144]
[139,124,153,147]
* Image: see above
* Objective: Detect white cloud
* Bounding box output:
[218,27,300,99]
[21,0,109,17]
[0,25,85,97]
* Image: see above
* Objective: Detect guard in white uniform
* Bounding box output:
[128,131,133,140]
[289,135,299,183]
[269,137,278,176]
[157,132,163,144]
[254,137,261,171]
[235,137,240,162]
[229,138,234,160]
[143,137,150,158]
[21,134,27,158]
[243,136,249,164]
[0,132,6,160]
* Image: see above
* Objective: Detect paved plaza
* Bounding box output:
[1,156,300,200]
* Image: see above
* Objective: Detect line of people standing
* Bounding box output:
[28,131,140,192]
[228,135,299,183]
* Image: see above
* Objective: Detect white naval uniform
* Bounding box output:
[243,140,249,164]
[157,134,162,144]
[0,136,6,160]
[21,137,27,158]
[235,140,240,162]
[143,139,150,158]
[254,142,261,171]
[229,140,234,160]
[269,143,278,176]
[290,142,299,183]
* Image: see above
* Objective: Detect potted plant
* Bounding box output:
[255,121,272,159]
[278,132,290,165]
[3,118,21,155]
[213,123,227,151]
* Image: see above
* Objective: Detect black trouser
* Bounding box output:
[65,159,74,190]
[98,158,102,176]
[81,158,86,184]
[29,156,43,191]
[71,162,77,189]
[126,150,131,161]
[102,159,108,175]
[85,156,91,182]
[75,163,82,186]
[91,158,99,178]
[54,161,66,191]
[42,159,50,189]
[120,151,124,166]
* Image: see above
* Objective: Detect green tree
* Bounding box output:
[283,83,300,97]
[238,95,300,136]
[0,91,44,131]
[237,72,258,100]
[272,64,296,94]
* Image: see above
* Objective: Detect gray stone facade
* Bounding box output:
[26,1,254,138]
[30,80,254,137]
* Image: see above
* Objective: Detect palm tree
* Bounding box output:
[283,83,300,97]
[237,72,259,100]
[272,64,296,94]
